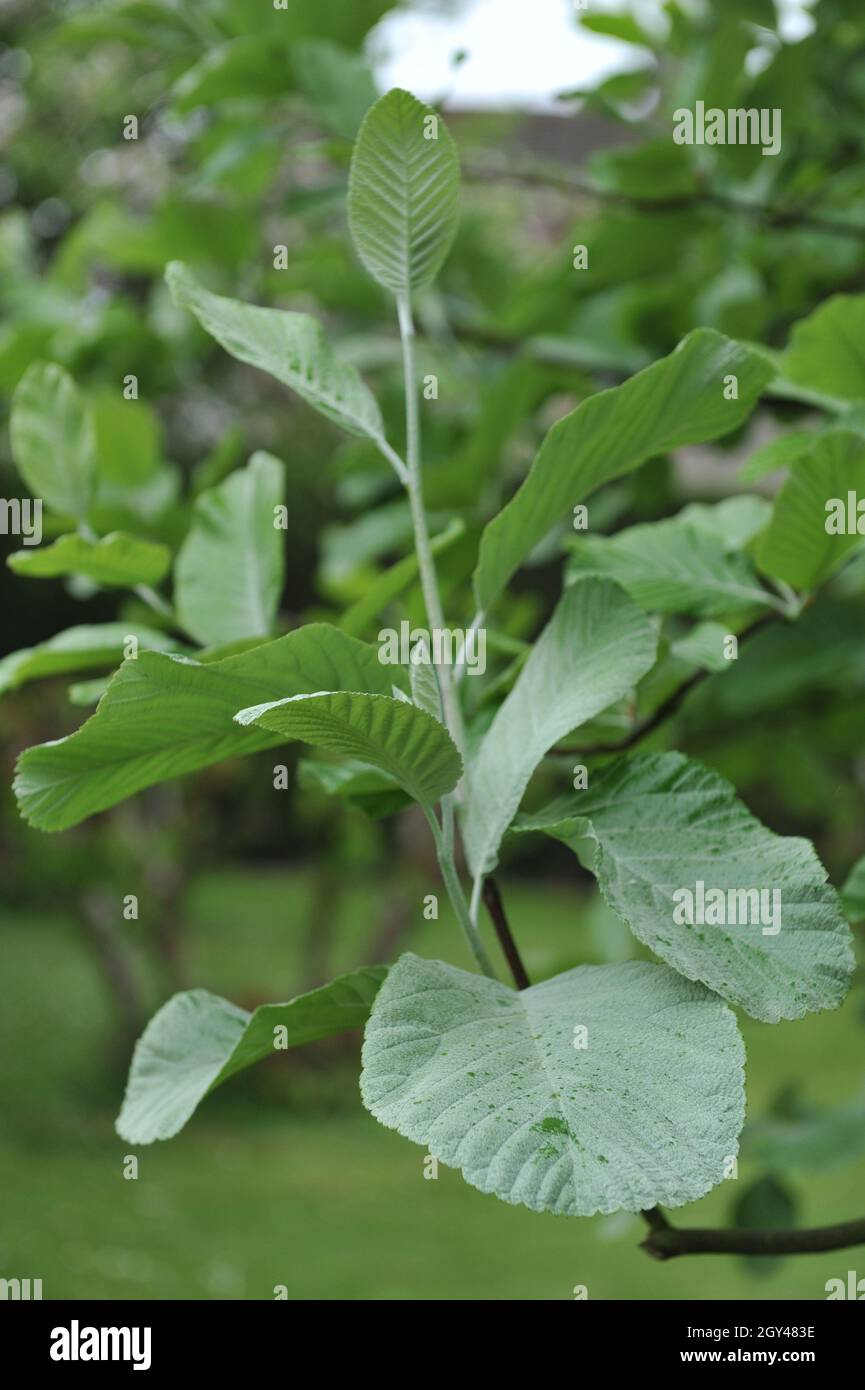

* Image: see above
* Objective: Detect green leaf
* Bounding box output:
[172,35,291,113]
[567,515,777,617]
[8,532,171,587]
[0,624,177,697]
[166,262,385,443]
[10,361,96,519]
[361,954,744,1216]
[781,294,865,404]
[90,392,162,486]
[515,752,854,1023]
[348,88,459,295]
[15,625,403,831]
[292,38,378,139]
[474,329,776,610]
[756,431,865,590]
[579,12,655,46]
[677,495,773,550]
[462,578,657,877]
[235,690,461,808]
[117,967,388,1144]
[174,452,284,647]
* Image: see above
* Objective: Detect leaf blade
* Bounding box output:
[14,624,404,831]
[166,262,384,442]
[10,361,96,519]
[174,452,284,646]
[117,966,388,1144]
[515,751,854,1022]
[462,578,658,877]
[348,88,460,295]
[236,690,461,807]
[8,531,171,587]
[361,954,745,1216]
[474,329,776,610]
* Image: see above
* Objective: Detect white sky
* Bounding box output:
[371,0,817,112]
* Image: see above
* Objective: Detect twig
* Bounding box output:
[482,876,531,989]
[641,1212,865,1261]
[464,159,865,242]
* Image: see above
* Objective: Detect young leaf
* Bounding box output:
[8,532,171,587]
[0,623,178,696]
[361,954,745,1216]
[567,516,778,617]
[461,578,657,878]
[10,361,96,519]
[473,329,776,611]
[756,430,865,590]
[166,262,385,443]
[514,752,854,1023]
[347,88,459,295]
[15,625,404,831]
[235,691,461,808]
[174,452,284,647]
[117,967,388,1144]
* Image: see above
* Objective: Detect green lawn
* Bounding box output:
[1,869,863,1300]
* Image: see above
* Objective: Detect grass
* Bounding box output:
[1,867,863,1300]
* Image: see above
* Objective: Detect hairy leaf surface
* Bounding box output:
[361,954,745,1216]
[462,578,657,877]
[515,752,854,1022]
[118,967,387,1143]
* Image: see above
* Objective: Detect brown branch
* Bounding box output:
[641,1212,865,1261]
[464,159,865,241]
[482,876,531,989]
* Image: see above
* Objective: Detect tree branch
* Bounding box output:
[464,159,865,241]
[641,1212,865,1261]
